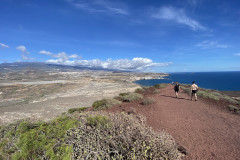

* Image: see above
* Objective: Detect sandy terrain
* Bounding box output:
[0,77,140,125]
[0,65,167,125]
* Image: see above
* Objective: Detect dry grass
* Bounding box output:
[118,92,143,102]
[92,99,122,111]
[153,89,160,94]
[153,83,168,89]
[142,97,156,105]
[181,84,240,104]
[228,105,240,115]
[68,107,87,113]
[135,88,145,93]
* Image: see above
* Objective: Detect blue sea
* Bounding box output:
[135,71,240,91]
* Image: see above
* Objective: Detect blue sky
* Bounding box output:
[0,0,240,72]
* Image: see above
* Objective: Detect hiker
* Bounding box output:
[174,82,180,98]
[191,81,198,101]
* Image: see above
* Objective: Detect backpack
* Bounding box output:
[174,84,179,90]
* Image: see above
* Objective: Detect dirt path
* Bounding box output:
[149,85,240,159]
[108,84,240,159]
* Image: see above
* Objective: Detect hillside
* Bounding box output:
[1,83,240,159]
[106,84,240,160]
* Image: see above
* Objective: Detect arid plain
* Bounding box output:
[0,62,166,125]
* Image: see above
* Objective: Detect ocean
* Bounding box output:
[135,71,240,91]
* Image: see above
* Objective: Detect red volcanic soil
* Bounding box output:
[106,84,240,160]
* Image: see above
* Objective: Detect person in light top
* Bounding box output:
[191,81,198,101]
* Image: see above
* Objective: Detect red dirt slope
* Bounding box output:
[106,84,240,160]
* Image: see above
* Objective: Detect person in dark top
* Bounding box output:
[174,82,180,98]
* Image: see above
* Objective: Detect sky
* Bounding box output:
[0,0,240,72]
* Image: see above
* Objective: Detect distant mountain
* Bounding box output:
[0,62,129,73]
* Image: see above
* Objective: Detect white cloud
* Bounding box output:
[44,53,172,71]
[234,53,240,56]
[16,46,27,52]
[152,6,205,31]
[39,50,52,55]
[39,50,81,64]
[0,43,9,48]
[40,50,172,71]
[67,0,129,15]
[195,40,229,49]
[16,45,35,60]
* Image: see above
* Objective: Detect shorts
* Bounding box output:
[192,90,197,94]
[174,89,179,93]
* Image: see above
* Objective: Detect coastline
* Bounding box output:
[221,91,240,100]
[135,71,240,91]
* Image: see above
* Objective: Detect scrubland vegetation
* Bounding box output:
[0,83,182,160]
[181,84,240,115]
[181,84,239,104]
[2,82,239,159]
[117,92,143,102]
[135,87,145,93]
[0,112,181,160]
[92,99,122,111]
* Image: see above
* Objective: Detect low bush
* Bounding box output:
[68,107,87,114]
[0,111,182,159]
[197,90,220,100]
[180,85,191,95]
[0,116,79,160]
[128,107,136,115]
[222,96,239,104]
[153,89,160,94]
[86,115,110,128]
[92,99,122,111]
[119,92,129,97]
[153,83,167,89]
[135,88,145,93]
[142,97,156,105]
[120,93,143,102]
[67,112,181,160]
[142,86,151,90]
[228,105,239,114]
[181,84,239,103]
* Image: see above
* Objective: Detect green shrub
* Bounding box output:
[228,105,239,114]
[223,96,239,104]
[142,97,156,105]
[180,85,191,95]
[142,86,151,90]
[135,88,145,93]
[119,92,129,97]
[121,93,143,102]
[197,90,220,100]
[92,99,122,111]
[0,116,79,160]
[153,89,160,94]
[153,83,167,89]
[86,115,110,128]
[68,107,87,114]
[67,112,181,160]
[0,111,182,160]
[182,84,239,104]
